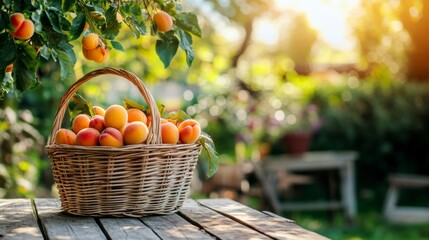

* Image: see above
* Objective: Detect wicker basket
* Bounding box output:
[45,67,201,217]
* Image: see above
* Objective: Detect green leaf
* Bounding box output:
[0,10,12,31]
[177,29,194,67]
[174,12,202,38]
[121,2,146,37]
[110,40,125,52]
[198,132,219,178]
[123,98,147,112]
[63,0,76,12]
[164,110,191,121]
[0,33,16,70]
[40,46,50,60]
[69,93,95,119]
[70,13,86,41]
[0,72,14,100]
[101,6,121,40]
[13,41,38,92]
[157,103,166,117]
[56,50,75,82]
[156,33,179,68]
[45,9,62,33]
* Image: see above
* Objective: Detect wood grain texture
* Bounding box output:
[0,199,43,240]
[34,198,107,240]
[98,218,160,240]
[179,199,271,240]
[198,198,329,240]
[141,214,214,240]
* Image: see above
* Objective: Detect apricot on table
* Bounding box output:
[127,108,147,124]
[89,115,106,132]
[72,114,91,134]
[104,104,128,130]
[161,121,179,144]
[75,128,100,146]
[153,11,173,32]
[99,127,123,148]
[123,121,149,145]
[177,119,201,144]
[9,13,34,40]
[55,128,77,145]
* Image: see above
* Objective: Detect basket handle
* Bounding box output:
[48,67,162,145]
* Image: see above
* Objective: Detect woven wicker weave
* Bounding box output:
[45,67,201,217]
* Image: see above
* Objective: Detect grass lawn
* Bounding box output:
[285,197,429,240]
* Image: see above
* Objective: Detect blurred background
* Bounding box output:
[2,0,429,239]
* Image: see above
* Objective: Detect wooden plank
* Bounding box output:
[198,198,329,240]
[98,218,160,240]
[141,214,214,240]
[179,199,271,240]
[34,198,107,240]
[0,199,43,240]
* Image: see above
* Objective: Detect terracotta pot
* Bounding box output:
[283,131,313,155]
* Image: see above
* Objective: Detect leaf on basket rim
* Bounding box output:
[123,98,148,114]
[198,131,219,178]
[68,94,94,121]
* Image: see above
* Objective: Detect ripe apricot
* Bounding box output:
[75,128,100,146]
[5,64,13,73]
[89,115,106,132]
[96,47,110,63]
[123,121,149,145]
[9,13,34,40]
[161,118,178,126]
[85,47,104,62]
[104,104,128,130]
[93,105,106,117]
[99,127,124,148]
[153,11,173,32]
[72,114,91,134]
[55,128,77,145]
[83,45,110,63]
[177,119,201,144]
[10,13,25,30]
[82,33,100,50]
[161,122,179,144]
[127,108,147,124]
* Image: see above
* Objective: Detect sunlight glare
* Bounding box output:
[273,0,360,50]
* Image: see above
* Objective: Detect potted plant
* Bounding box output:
[281,103,321,155]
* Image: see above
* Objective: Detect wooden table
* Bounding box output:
[255,151,358,224]
[1,198,328,240]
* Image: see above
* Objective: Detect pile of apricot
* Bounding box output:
[55,104,201,147]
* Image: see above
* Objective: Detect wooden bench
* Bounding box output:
[384,174,429,224]
[0,198,328,239]
[254,151,358,225]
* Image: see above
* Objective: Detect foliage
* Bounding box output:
[0,0,201,99]
[311,66,429,188]
[0,107,45,197]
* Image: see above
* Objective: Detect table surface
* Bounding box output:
[1,198,328,240]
